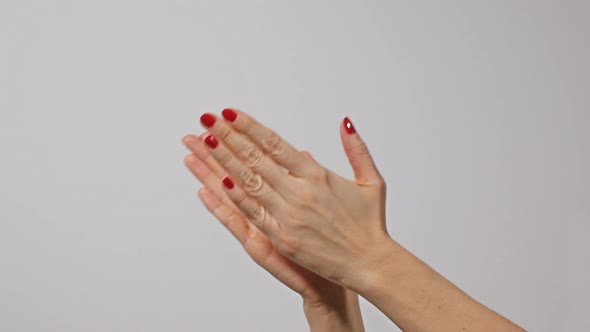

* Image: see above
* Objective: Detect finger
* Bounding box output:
[197,132,228,179]
[198,186,250,244]
[183,134,226,180]
[202,133,288,217]
[200,113,292,193]
[200,184,312,297]
[183,152,236,209]
[340,117,383,185]
[182,136,237,210]
[220,175,277,237]
[219,108,316,177]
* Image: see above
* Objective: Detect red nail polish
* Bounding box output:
[200,113,216,128]
[204,134,218,148]
[222,176,235,189]
[222,108,237,122]
[344,117,356,134]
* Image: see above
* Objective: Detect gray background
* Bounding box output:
[1,1,588,331]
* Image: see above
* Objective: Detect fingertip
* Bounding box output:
[338,117,382,184]
[200,113,217,128]
[343,116,356,135]
[222,108,238,122]
[182,134,198,145]
[181,134,190,144]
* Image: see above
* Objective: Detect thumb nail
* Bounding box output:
[344,117,356,134]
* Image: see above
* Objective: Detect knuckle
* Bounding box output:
[262,132,285,158]
[242,145,264,169]
[288,217,308,231]
[292,187,315,206]
[284,206,300,220]
[247,204,266,228]
[239,169,264,195]
[277,231,300,257]
[233,191,248,206]
[307,167,329,184]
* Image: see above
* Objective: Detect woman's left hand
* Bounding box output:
[183,130,366,332]
[183,132,348,304]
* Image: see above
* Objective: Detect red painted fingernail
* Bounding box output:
[222,108,237,122]
[200,113,216,128]
[204,134,218,148]
[222,176,234,189]
[344,117,356,134]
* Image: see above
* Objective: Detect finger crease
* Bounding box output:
[263,133,285,157]
[219,127,232,140]
[240,170,263,194]
[250,205,266,227]
[243,146,264,168]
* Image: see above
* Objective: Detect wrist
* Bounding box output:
[302,289,364,332]
[346,238,526,331]
[355,237,427,302]
[341,234,404,295]
[301,287,356,315]
[302,298,350,332]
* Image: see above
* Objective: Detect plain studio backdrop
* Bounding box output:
[1,1,589,331]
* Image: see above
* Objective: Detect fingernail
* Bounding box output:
[344,117,356,134]
[204,134,218,149]
[200,113,216,128]
[222,176,235,189]
[222,108,237,122]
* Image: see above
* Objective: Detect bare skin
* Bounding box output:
[183,108,526,331]
[183,133,365,332]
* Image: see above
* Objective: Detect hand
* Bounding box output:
[191,109,391,290]
[183,131,365,331]
[185,108,526,332]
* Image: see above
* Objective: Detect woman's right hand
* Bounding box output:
[195,110,393,292]
[185,108,525,332]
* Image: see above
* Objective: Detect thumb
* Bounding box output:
[340,117,381,185]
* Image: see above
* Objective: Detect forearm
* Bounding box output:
[351,238,525,332]
[303,288,365,332]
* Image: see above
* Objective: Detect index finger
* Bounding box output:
[221,108,316,177]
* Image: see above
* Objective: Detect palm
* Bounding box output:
[184,136,343,302]
[196,178,339,302]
